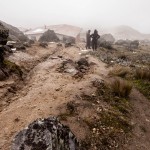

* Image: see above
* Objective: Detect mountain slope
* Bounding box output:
[104,25,150,40]
[0,20,28,42]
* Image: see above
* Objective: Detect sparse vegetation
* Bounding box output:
[81,110,132,150]
[80,79,132,149]
[3,60,23,78]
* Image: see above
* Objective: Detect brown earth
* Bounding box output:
[0,43,150,150]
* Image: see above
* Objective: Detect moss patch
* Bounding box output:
[3,60,23,78]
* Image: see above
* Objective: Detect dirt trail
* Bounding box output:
[0,44,108,150]
[0,43,150,150]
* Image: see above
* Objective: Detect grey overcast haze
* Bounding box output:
[0,0,150,33]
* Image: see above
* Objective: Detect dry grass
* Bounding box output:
[109,66,130,78]
[109,77,132,98]
[135,67,150,80]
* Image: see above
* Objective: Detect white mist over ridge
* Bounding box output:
[0,0,150,33]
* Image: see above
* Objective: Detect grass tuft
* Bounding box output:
[109,66,130,78]
[135,67,150,81]
[110,77,132,98]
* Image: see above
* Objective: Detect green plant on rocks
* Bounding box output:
[3,60,23,78]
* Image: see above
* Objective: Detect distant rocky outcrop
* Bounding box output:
[39,30,59,42]
[98,34,115,49]
[11,117,79,150]
[0,20,28,42]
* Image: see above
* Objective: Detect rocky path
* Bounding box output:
[0,44,108,150]
[0,43,150,150]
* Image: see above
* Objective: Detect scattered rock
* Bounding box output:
[63,36,75,44]
[14,118,20,122]
[39,42,48,48]
[77,58,89,67]
[0,69,6,81]
[28,39,35,45]
[11,117,79,150]
[23,42,31,47]
[65,42,72,48]
[57,43,63,47]
[15,43,26,50]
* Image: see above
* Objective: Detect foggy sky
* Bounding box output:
[0,0,150,33]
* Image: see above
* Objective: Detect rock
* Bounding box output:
[11,117,79,150]
[63,36,75,44]
[57,43,63,47]
[99,40,113,49]
[130,40,139,49]
[39,30,59,42]
[16,45,26,50]
[100,34,115,44]
[98,34,115,49]
[23,42,31,47]
[28,39,35,44]
[3,45,12,53]
[77,58,89,67]
[65,42,72,48]
[0,69,6,81]
[39,42,48,48]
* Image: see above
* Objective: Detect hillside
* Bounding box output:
[0,20,28,42]
[0,41,150,149]
[104,25,150,40]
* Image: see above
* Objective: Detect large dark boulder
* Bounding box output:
[100,34,115,44]
[11,117,79,150]
[39,30,59,42]
[98,34,115,49]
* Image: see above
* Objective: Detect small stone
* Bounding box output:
[14,118,20,122]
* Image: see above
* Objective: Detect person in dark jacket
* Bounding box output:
[86,30,91,49]
[90,30,100,50]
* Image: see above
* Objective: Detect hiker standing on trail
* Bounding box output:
[90,30,100,51]
[86,30,91,49]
